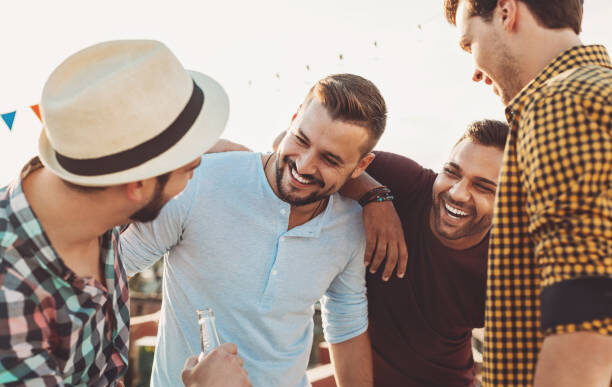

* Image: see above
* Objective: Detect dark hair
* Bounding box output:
[61,171,172,193]
[304,73,387,153]
[444,0,583,34]
[455,119,509,150]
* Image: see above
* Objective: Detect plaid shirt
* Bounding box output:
[484,45,612,386]
[0,158,130,386]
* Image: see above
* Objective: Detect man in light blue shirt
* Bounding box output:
[120,74,387,387]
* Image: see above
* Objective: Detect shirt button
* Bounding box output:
[280,236,285,242]
[271,270,278,275]
[280,208,287,215]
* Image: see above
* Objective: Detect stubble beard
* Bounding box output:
[431,192,491,242]
[274,155,332,207]
[494,41,524,105]
[129,182,167,223]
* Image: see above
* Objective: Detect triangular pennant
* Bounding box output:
[1,111,16,130]
[30,104,42,122]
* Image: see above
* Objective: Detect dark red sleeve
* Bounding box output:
[367,151,437,206]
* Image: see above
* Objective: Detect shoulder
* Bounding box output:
[200,151,260,169]
[541,65,612,103]
[196,151,262,181]
[0,184,24,261]
[326,194,365,244]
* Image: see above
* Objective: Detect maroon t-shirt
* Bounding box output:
[366,151,488,387]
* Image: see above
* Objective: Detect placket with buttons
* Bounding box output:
[260,204,290,309]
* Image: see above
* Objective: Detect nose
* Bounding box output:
[472,69,494,85]
[295,151,317,176]
[448,179,471,203]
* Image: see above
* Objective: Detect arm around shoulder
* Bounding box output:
[120,170,200,276]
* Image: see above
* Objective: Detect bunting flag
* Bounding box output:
[0,104,42,132]
[1,111,16,131]
[30,104,42,122]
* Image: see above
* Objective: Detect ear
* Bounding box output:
[123,179,155,203]
[350,152,376,179]
[497,0,518,31]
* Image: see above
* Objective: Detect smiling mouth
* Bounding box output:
[290,165,316,186]
[444,201,470,219]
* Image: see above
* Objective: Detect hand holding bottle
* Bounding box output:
[182,343,251,387]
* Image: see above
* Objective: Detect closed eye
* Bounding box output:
[475,184,495,194]
[324,156,339,167]
[444,167,460,178]
[295,134,308,146]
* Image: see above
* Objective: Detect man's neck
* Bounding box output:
[261,153,328,230]
[515,28,582,91]
[22,168,122,280]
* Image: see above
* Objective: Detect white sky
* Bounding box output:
[1,0,611,185]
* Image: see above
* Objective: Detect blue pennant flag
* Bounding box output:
[1,111,16,131]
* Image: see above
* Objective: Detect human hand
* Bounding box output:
[182,343,251,387]
[206,139,252,154]
[363,201,408,281]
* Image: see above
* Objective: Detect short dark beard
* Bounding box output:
[129,179,167,223]
[274,155,331,206]
[431,191,491,241]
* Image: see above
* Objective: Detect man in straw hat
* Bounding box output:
[0,40,249,386]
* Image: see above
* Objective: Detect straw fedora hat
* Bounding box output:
[38,40,229,186]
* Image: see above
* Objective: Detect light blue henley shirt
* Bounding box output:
[120,152,368,387]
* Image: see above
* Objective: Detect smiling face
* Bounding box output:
[430,139,504,249]
[456,0,523,105]
[275,99,373,206]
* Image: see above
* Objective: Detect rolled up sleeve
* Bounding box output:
[320,240,368,344]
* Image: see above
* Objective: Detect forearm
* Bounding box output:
[339,172,383,201]
[329,331,373,387]
[206,139,252,153]
[534,331,612,387]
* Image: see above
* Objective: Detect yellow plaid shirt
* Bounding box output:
[484,45,612,386]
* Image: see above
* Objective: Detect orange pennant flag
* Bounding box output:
[30,104,42,122]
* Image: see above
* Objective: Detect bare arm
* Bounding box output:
[329,331,373,387]
[340,173,408,280]
[206,139,252,153]
[534,332,612,387]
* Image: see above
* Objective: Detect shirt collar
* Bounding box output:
[285,194,335,239]
[505,45,611,123]
[7,157,68,278]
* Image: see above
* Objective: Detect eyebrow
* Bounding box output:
[298,128,345,165]
[447,162,497,187]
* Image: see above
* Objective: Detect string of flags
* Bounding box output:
[1,105,42,131]
[2,15,441,133]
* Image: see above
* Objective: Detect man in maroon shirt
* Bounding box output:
[342,119,508,386]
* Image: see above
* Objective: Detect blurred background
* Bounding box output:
[2,1,610,186]
[1,1,610,385]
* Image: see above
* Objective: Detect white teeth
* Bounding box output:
[444,202,468,217]
[291,167,312,184]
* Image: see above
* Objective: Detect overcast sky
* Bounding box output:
[1,0,611,185]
